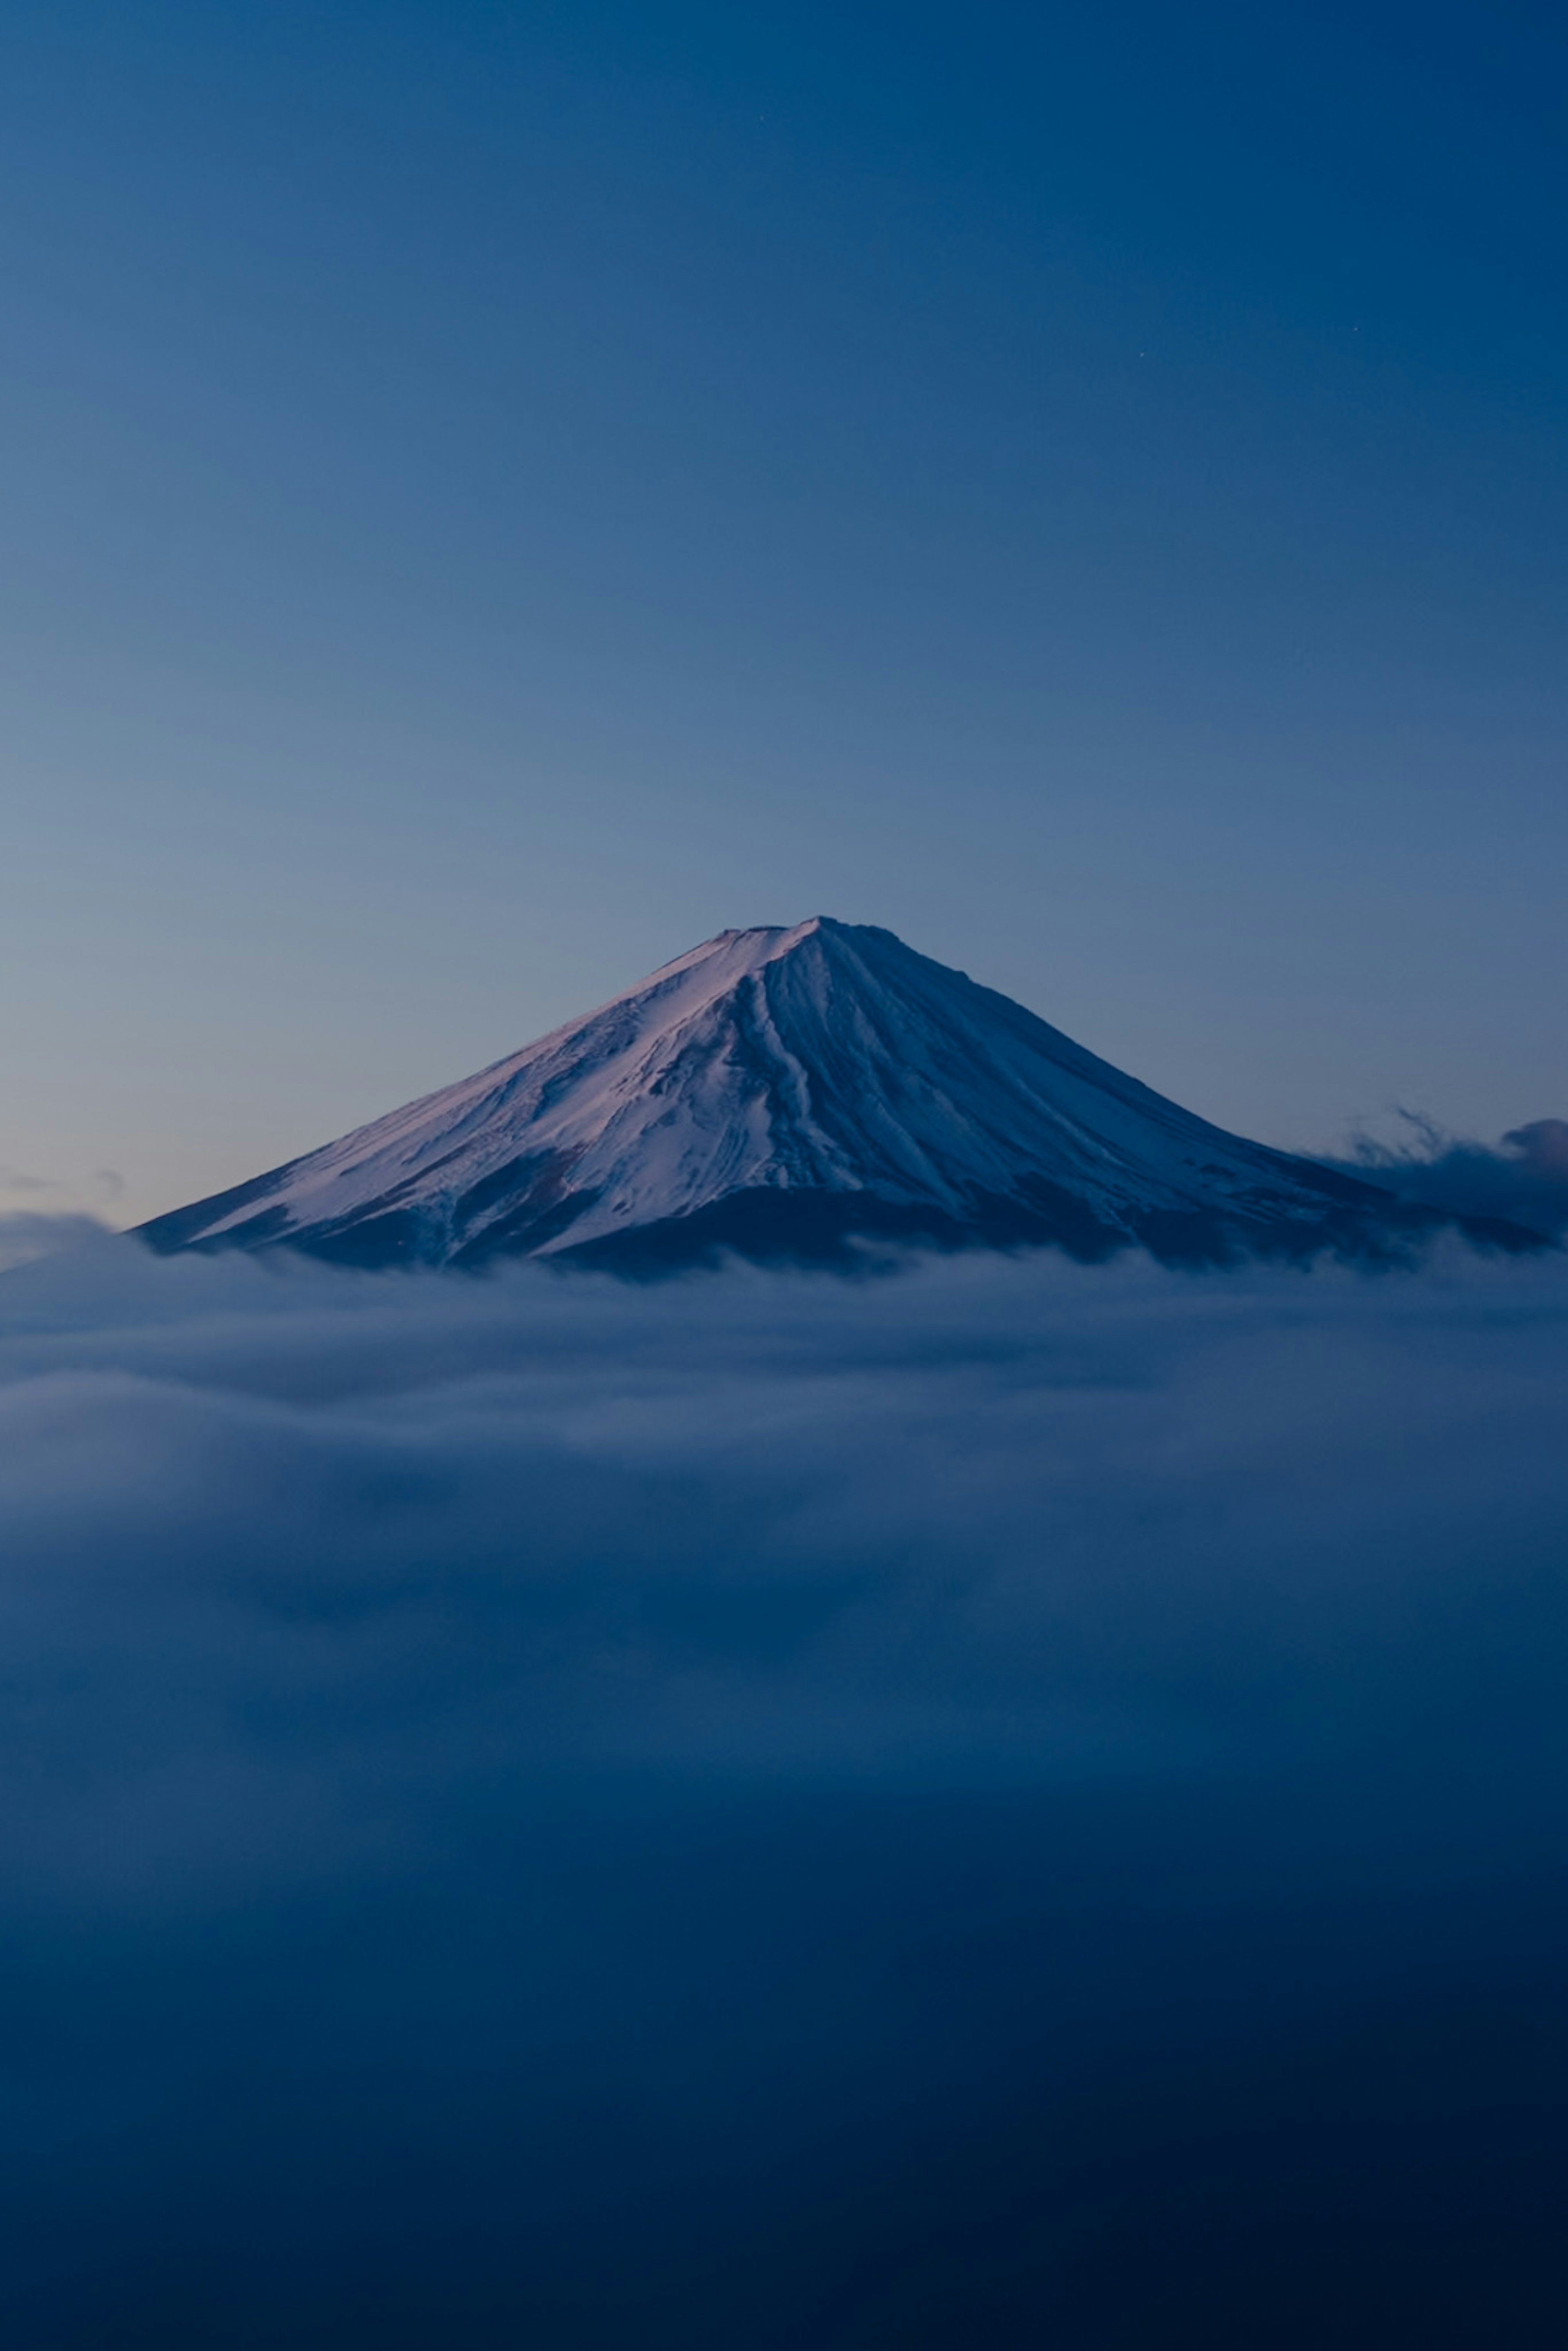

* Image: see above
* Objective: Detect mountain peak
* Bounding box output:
[138,921,1505,1273]
[647,914,862,980]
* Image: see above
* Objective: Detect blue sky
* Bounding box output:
[3,0,1565,1222]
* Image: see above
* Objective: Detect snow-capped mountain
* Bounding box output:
[138,917,1478,1271]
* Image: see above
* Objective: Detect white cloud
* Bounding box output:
[0,1234,1564,1890]
[2,1232,1566,2340]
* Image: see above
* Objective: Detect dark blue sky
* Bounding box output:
[4,0,1564,1219]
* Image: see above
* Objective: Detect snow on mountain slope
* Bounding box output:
[137,917,1470,1270]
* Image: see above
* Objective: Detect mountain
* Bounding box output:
[137,917,1516,1272]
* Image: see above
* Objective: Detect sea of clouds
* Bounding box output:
[2,1221,1567,2345]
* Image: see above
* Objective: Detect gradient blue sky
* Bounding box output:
[3,0,1564,1223]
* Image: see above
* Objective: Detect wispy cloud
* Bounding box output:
[0,1166,62,1197]
[1324,1108,1568,1237]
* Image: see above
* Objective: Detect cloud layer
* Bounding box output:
[1327,1109,1568,1237]
[0,1208,108,1270]
[2,1231,1567,2344]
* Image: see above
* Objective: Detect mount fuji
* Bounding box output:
[138,918,1508,1272]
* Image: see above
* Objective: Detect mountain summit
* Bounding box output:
[139,917,1493,1271]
